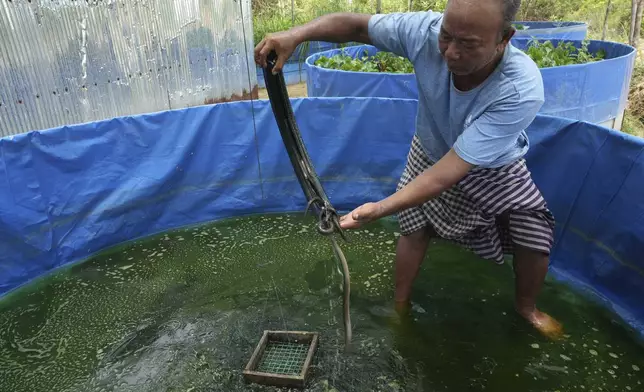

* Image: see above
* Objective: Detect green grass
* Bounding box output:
[621,113,644,138]
[253,13,305,44]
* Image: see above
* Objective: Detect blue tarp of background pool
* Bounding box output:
[254,41,359,87]
[305,40,635,127]
[0,97,643,339]
[257,62,310,87]
[513,21,588,40]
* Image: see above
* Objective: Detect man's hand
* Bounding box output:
[340,149,474,230]
[254,31,299,74]
[254,13,372,74]
[339,202,383,229]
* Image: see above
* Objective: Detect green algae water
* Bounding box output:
[1,214,643,392]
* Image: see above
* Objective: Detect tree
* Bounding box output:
[629,0,644,48]
[602,0,612,41]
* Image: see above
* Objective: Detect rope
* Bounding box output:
[237,0,264,200]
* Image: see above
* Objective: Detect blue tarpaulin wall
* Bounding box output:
[306,45,416,99]
[513,21,588,40]
[257,62,310,87]
[0,97,643,338]
[306,41,635,127]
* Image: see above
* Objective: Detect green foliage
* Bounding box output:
[512,23,527,30]
[253,0,372,44]
[626,61,644,133]
[314,50,414,73]
[313,39,605,73]
[524,39,606,68]
[253,0,635,45]
[253,14,303,44]
[382,0,447,12]
[621,113,644,138]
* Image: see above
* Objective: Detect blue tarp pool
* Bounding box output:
[0,97,643,340]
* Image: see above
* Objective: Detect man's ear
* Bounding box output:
[496,27,515,54]
[502,26,516,43]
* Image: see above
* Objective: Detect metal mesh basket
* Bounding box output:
[243,331,319,388]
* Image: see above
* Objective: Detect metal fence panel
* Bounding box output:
[0,0,256,137]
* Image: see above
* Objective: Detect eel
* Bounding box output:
[261,51,352,349]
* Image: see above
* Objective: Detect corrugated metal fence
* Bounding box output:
[0,0,256,137]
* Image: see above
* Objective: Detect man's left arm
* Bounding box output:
[385,94,543,214]
[375,149,473,217]
[340,95,542,227]
[339,148,473,228]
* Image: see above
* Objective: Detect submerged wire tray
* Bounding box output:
[243,331,319,388]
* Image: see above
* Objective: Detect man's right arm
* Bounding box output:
[291,13,373,46]
[255,11,436,74]
[255,13,372,73]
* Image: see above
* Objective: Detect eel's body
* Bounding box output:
[330,236,352,348]
[262,52,352,349]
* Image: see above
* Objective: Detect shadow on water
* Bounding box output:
[0,214,643,392]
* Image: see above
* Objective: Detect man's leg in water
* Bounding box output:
[513,245,563,339]
[393,225,434,315]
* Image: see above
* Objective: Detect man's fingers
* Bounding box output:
[254,38,266,66]
[258,41,275,68]
[254,38,265,56]
[273,55,287,74]
[352,204,378,222]
[340,218,359,230]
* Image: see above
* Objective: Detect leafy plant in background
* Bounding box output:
[314,40,606,73]
[314,49,414,73]
[524,39,606,67]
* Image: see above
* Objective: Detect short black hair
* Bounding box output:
[502,0,522,35]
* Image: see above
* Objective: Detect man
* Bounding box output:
[255,0,562,338]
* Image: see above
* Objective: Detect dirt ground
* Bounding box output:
[257,82,308,99]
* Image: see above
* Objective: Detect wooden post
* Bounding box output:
[376,0,382,13]
[521,0,533,20]
[291,0,295,26]
[635,0,644,48]
[630,0,644,48]
[602,0,612,41]
[630,0,637,44]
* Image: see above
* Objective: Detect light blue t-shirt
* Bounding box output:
[368,11,544,168]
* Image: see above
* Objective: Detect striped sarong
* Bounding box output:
[397,135,555,264]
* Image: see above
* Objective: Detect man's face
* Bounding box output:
[438,0,511,76]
